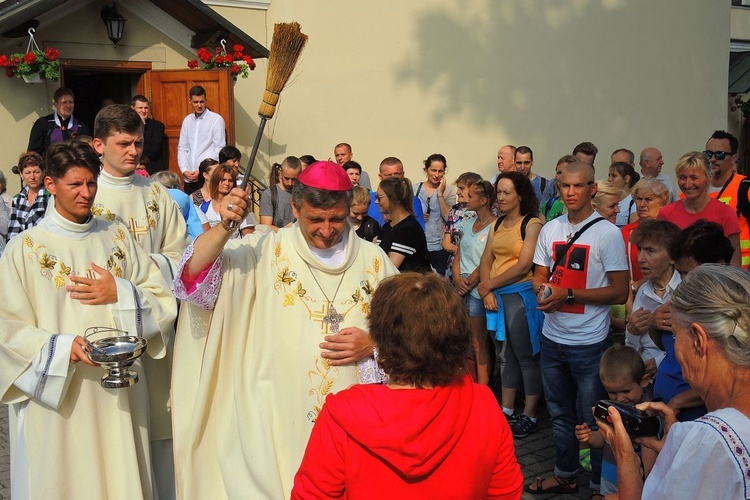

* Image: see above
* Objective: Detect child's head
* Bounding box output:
[599,345,649,405]
[349,185,371,225]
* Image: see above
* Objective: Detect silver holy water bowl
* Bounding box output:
[84,327,148,389]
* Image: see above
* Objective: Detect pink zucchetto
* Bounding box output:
[297,161,353,191]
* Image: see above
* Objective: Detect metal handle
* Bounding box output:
[229,116,268,230]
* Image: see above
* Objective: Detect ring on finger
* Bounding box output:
[227,202,234,212]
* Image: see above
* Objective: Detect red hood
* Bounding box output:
[325,375,475,479]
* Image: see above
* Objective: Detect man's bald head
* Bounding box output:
[379,157,404,179]
[562,160,596,183]
[639,147,664,177]
[497,145,516,172]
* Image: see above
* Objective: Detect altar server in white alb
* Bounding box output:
[91,104,189,500]
[0,141,176,499]
[173,161,398,499]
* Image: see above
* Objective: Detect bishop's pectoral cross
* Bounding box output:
[312,301,345,334]
[323,304,344,333]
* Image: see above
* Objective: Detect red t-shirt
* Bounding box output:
[621,221,643,282]
[657,198,741,236]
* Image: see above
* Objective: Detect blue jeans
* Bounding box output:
[540,335,610,486]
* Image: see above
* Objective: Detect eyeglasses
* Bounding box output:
[704,150,731,160]
[375,193,387,200]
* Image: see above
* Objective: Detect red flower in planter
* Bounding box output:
[198,48,213,63]
[2,45,61,80]
[45,48,59,61]
[188,43,256,80]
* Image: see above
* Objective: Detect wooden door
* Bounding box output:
[147,69,235,181]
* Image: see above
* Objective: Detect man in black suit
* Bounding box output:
[131,94,166,174]
[28,87,91,157]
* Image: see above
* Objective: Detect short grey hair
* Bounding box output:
[150,171,181,189]
[631,177,670,207]
[671,264,750,368]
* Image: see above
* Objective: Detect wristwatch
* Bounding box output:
[566,288,575,304]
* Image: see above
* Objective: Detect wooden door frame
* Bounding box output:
[61,59,153,95]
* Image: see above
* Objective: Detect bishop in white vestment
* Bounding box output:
[173,162,398,499]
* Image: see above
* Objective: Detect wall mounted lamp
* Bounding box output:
[101,3,126,48]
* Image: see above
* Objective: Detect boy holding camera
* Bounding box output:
[576,345,657,497]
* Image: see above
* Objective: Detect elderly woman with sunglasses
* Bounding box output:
[599,264,750,499]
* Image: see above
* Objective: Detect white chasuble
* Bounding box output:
[94,171,189,446]
[0,209,176,499]
[173,225,398,500]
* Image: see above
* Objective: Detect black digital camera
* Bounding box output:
[593,400,661,439]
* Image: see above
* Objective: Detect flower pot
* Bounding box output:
[22,73,42,83]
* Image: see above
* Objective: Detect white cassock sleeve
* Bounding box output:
[111,276,161,339]
[13,334,76,410]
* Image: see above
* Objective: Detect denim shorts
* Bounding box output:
[465,294,486,317]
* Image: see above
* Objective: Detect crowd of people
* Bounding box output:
[1,82,749,499]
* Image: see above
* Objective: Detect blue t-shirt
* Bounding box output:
[654,332,707,422]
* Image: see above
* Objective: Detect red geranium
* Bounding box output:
[198,47,213,63]
[188,42,256,80]
[2,47,60,80]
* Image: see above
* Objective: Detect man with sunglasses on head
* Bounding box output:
[639,147,679,202]
[704,130,750,269]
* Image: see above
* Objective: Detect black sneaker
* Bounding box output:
[511,414,538,438]
[504,411,517,425]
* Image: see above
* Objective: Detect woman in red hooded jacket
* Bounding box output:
[292,273,523,499]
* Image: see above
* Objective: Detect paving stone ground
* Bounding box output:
[0,395,592,500]
[515,402,596,500]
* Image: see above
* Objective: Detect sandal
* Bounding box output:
[523,474,579,495]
